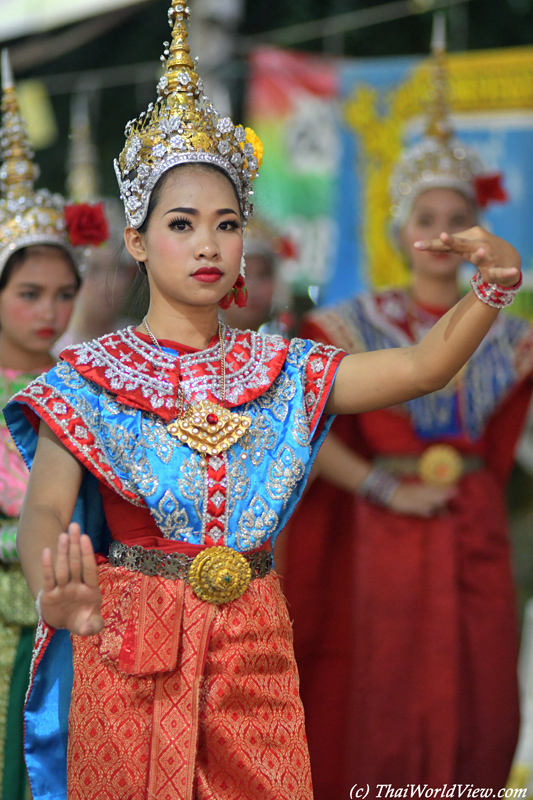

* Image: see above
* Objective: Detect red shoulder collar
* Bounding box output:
[60,327,290,421]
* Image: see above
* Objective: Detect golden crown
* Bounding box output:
[0,50,78,274]
[390,16,485,226]
[115,1,263,229]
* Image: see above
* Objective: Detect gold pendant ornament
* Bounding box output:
[188,546,252,604]
[167,400,251,456]
[417,444,464,487]
[142,318,251,463]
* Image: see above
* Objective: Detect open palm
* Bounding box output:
[40,523,104,636]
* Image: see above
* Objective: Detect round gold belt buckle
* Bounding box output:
[417,444,464,487]
[189,546,252,605]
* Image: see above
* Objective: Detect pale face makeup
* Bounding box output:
[0,249,78,366]
[400,188,476,282]
[126,167,243,317]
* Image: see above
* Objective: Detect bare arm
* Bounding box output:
[315,432,455,517]
[17,421,103,635]
[326,227,520,415]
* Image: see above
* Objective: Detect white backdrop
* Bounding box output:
[0,0,147,41]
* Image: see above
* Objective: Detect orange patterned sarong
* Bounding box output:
[67,563,313,800]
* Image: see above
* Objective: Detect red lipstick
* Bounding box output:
[36,327,55,339]
[192,267,223,283]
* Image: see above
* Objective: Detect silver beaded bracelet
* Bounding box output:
[470,271,522,309]
[34,589,43,621]
[357,467,401,507]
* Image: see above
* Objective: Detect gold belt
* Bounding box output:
[374,444,484,487]
[108,541,272,605]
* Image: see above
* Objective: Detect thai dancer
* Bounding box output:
[4,6,523,799]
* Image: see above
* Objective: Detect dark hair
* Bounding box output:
[0,244,81,292]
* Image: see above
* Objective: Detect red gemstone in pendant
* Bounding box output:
[206,413,219,425]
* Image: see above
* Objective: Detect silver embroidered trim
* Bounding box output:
[65,326,288,411]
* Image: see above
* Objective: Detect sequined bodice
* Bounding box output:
[6,327,344,552]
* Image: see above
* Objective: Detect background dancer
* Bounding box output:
[0,53,107,800]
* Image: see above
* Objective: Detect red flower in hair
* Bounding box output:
[277,236,298,261]
[64,202,110,247]
[474,174,508,209]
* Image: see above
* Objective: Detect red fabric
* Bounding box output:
[59,328,290,420]
[282,315,530,798]
[20,383,142,504]
[99,480,158,540]
[133,330,210,354]
[67,565,313,800]
[97,480,272,553]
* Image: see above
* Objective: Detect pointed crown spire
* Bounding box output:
[0,51,109,276]
[67,92,99,202]
[389,14,507,226]
[425,13,452,143]
[0,49,40,202]
[115,0,263,229]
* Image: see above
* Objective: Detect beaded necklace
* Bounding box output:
[142,316,250,467]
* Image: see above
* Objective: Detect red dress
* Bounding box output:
[283,290,533,798]
[6,326,345,800]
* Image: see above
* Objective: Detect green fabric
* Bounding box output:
[0,524,18,563]
[0,372,38,421]
[0,563,37,627]
[2,626,34,800]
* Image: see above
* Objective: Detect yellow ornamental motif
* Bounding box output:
[167,400,251,457]
[188,546,252,604]
[417,444,464,488]
[244,127,264,170]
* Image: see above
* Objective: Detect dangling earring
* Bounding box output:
[219,275,248,309]
[219,250,248,310]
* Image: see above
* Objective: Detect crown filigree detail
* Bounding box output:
[0,51,110,275]
[0,50,73,273]
[390,15,486,225]
[115,1,261,229]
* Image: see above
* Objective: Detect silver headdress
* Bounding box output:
[390,15,488,227]
[114,0,263,229]
[0,50,79,274]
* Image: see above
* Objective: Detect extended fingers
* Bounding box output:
[53,524,87,587]
[413,235,450,252]
[80,534,99,588]
[54,532,71,587]
[68,524,83,582]
[414,232,483,255]
[42,547,56,592]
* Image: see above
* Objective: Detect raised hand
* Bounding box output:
[414,226,521,288]
[40,522,104,636]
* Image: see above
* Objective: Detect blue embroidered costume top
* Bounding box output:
[3,326,344,800]
[5,326,345,554]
